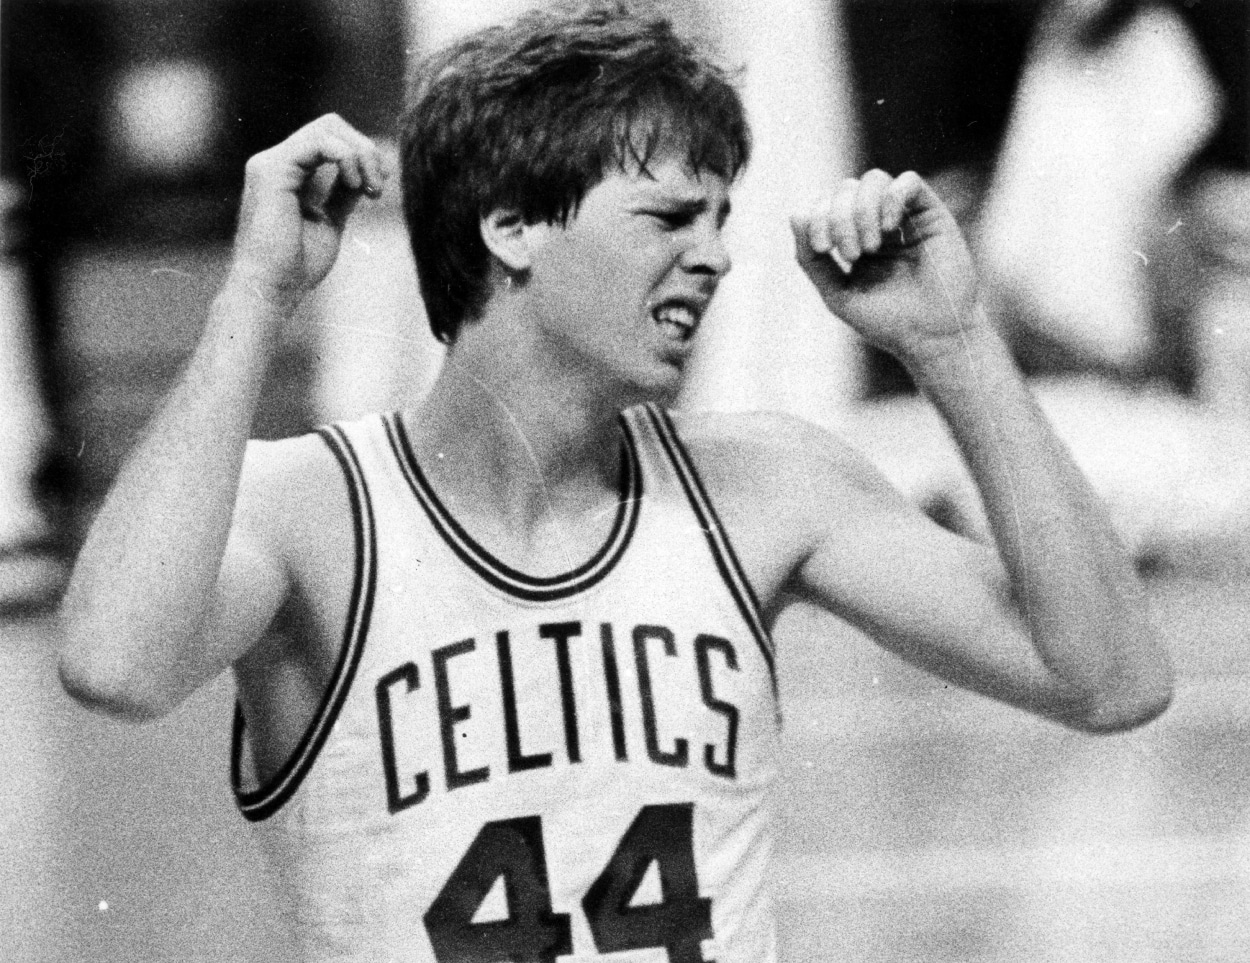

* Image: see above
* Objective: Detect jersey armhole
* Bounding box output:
[639,405,780,719]
[231,423,379,822]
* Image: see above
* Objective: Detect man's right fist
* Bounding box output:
[230,114,391,308]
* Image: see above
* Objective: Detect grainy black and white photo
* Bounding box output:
[2,1,1248,961]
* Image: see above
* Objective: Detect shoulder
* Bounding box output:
[656,408,913,606]
[240,431,345,516]
[235,426,365,576]
[663,408,900,510]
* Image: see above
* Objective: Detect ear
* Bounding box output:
[480,208,546,273]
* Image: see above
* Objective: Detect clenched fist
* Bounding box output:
[230,113,392,309]
[791,170,982,367]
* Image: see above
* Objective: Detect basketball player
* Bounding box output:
[57,4,1173,960]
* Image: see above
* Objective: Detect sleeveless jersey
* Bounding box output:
[232,404,782,963]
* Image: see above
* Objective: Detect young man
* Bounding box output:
[58,3,1172,961]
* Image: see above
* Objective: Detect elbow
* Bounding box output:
[1056,676,1175,736]
[57,649,178,723]
[1047,621,1176,735]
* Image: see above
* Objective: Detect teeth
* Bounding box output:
[653,304,697,340]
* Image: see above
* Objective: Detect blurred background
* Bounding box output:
[3,0,1250,959]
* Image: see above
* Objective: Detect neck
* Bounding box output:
[404,316,640,534]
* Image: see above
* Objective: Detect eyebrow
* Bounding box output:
[633,193,733,224]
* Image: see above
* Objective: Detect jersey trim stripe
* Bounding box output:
[640,404,779,704]
[231,424,378,822]
[382,411,643,603]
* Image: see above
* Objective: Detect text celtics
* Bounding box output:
[374,620,747,812]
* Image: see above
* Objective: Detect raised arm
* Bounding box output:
[58,115,389,720]
[788,170,1172,732]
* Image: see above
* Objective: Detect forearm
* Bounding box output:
[794,169,1170,728]
[904,310,1171,724]
[59,277,287,704]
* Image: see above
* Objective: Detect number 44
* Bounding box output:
[424,802,715,963]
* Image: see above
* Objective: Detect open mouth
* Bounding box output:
[651,300,701,343]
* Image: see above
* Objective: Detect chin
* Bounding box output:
[592,368,678,413]
[584,342,690,411]
[627,368,685,409]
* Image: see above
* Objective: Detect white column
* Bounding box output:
[312,0,550,422]
[682,0,862,427]
[309,140,444,421]
[309,0,508,424]
[406,0,534,54]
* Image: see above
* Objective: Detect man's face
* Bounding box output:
[522,149,733,404]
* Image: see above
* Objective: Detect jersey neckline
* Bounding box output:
[383,411,643,603]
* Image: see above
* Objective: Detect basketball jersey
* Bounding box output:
[232,404,783,963]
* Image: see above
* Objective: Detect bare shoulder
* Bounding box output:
[235,431,356,602]
[230,430,359,767]
[239,432,349,534]
[666,408,901,511]
[662,408,911,610]
[231,429,358,696]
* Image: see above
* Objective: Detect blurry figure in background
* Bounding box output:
[55,2,1171,959]
[850,0,1250,575]
[1188,169,1250,417]
[979,0,1221,376]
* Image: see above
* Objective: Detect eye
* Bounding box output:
[647,210,694,230]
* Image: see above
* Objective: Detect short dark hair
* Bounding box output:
[399,1,751,343]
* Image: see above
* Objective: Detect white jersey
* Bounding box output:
[232,404,783,963]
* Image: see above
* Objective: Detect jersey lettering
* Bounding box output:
[600,623,629,761]
[540,621,583,764]
[375,662,430,813]
[694,635,739,780]
[634,624,690,768]
[427,805,712,963]
[497,630,554,773]
[432,639,490,790]
[583,803,714,963]
[424,815,572,963]
[378,620,746,809]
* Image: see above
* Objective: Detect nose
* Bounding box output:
[681,225,732,279]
